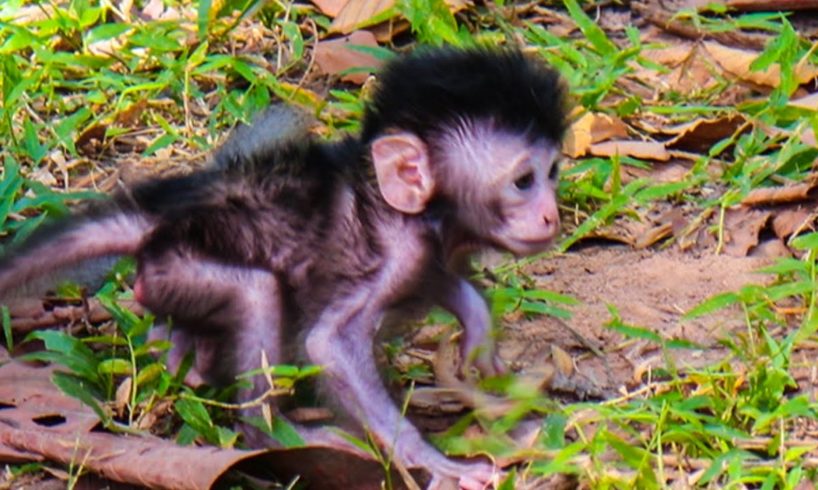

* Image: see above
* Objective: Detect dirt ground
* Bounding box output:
[499,245,775,398]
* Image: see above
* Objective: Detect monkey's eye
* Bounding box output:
[514,172,535,190]
[548,161,559,180]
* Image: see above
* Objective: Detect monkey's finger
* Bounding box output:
[462,350,507,381]
[492,354,508,376]
[458,469,501,490]
[427,475,459,490]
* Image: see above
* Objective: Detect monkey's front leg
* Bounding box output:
[436,276,505,377]
[305,295,497,489]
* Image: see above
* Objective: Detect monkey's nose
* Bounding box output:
[543,214,560,238]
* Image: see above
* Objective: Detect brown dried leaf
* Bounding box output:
[635,222,673,249]
[141,0,165,19]
[312,0,350,17]
[641,45,693,67]
[551,345,574,377]
[722,208,771,257]
[0,362,100,432]
[664,114,747,153]
[0,359,426,489]
[115,99,148,127]
[636,43,721,96]
[772,208,813,239]
[314,31,382,85]
[76,124,108,155]
[750,238,792,258]
[7,4,53,23]
[705,42,818,87]
[286,407,335,424]
[329,0,464,35]
[8,298,144,336]
[29,167,57,187]
[409,387,468,414]
[330,0,395,34]
[582,215,648,246]
[727,0,818,10]
[801,127,817,147]
[114,377,132,416]
[367,18,411,42]
[563,112,629,158]
[742,182,815,206]
[589,140,670,161]
[789,92,818,111]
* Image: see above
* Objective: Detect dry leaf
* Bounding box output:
[590,140,670,161]
[0,359,428,489]
[8,297,144,336]
[115,377,132,415]
[29,167,57,187]
[641,45,694,67]
[551,345,574,377]
[584,215,646,246]
[409,388,468,414]
[741,182,815,206]
[727,0,818,10]
[10,5,54,23]
[636,43,719,96]
[651,162,690,183]
[76,124,108,155]
[330,0,395,34]
[750,238,791,258]
[722,208,771,257]
[314,31,382,84]
[664,114,747,153]
[116,99,148,127]
[772,208,813,238]
[367,18,411,42]
[789,92,818,111]
[634,222,673,249]
[563,112,629,158]
[312,0,350,17]
[330,0,464,35]
[141,0,165,20]
[801,127,817,147]
[88,37,127,56]
[705,42,818,87]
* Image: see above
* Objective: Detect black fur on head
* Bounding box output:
[360,47,567,145]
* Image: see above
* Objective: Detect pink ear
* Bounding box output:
[371,133,435,214]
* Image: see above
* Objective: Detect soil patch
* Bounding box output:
[499,245,775,397]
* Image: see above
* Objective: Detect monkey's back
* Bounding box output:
[128,138,386,304]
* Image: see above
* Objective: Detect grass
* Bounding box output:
[2,0,818,488]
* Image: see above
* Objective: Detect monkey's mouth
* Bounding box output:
[501,237,556,257]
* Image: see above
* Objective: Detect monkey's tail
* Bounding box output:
[0,211,153,297]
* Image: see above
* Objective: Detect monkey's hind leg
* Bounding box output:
[134,252,285,446]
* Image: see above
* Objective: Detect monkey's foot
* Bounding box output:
[467,351,507,379]
[404,447,499,490]
[426,459,499,490]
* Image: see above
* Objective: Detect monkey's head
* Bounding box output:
[362,48,568,257]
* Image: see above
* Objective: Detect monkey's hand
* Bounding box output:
[438,277,506,378]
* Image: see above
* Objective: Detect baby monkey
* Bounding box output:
[0,48,566,488]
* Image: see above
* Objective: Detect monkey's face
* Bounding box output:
[438,125,561,257]
[486,139,560,256]
[370,122,562,258]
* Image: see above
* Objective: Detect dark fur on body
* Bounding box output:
[133,139,392,325]
[0,47,566,487]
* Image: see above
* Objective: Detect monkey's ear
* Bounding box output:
[371,133,435,214]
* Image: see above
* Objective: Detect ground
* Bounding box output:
[506,246,772,395]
